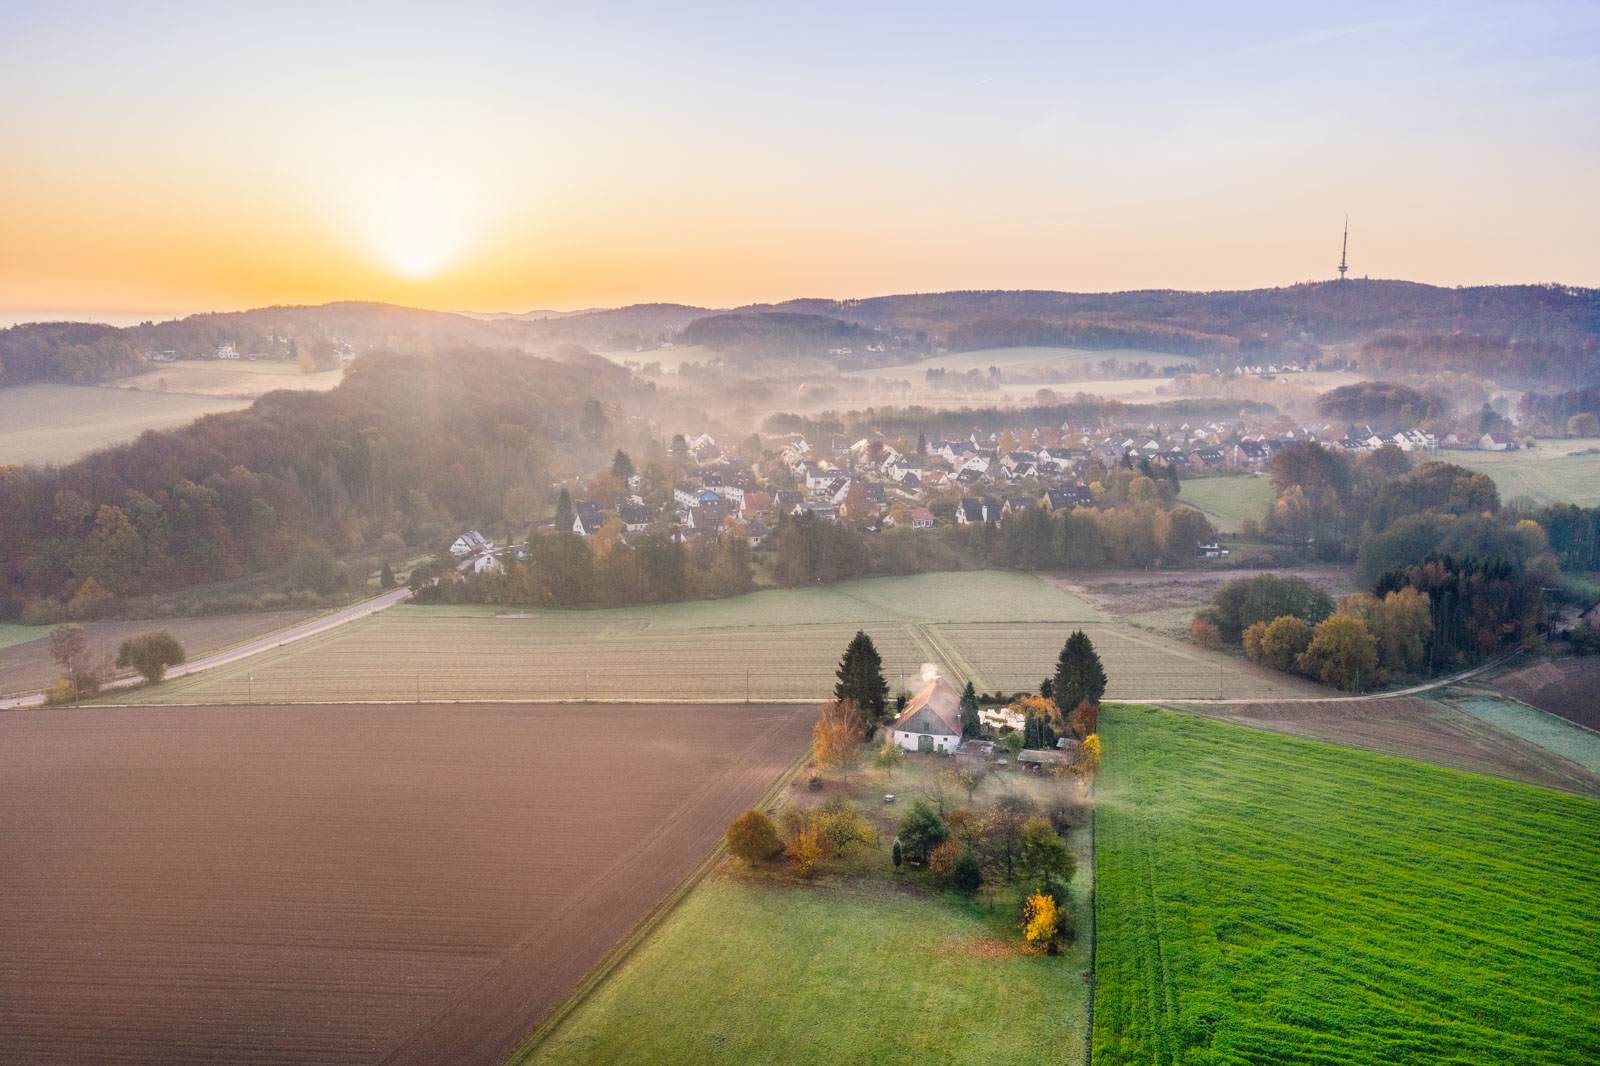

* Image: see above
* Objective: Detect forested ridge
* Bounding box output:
[0,348,627,619]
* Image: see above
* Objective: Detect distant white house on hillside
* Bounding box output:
[890,668,964,753]
[450,531,490,557]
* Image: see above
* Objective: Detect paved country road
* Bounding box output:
[0,585,412,710]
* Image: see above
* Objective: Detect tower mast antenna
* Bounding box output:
[1338,215,1349,281]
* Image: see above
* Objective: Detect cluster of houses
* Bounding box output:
[450,413,1516,564]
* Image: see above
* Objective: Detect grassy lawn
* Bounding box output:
[1446,442,1600,507]
[1094,704,1600,1066]
[1177,475,1274,533]
[0,623,45,651]
[522,878,1085,1066]
[521,750,1091,1066]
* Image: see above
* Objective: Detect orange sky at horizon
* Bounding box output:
[3,3,1597,318]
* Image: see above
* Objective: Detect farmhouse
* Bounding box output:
[450,530,490,557]
[890,675,964,753]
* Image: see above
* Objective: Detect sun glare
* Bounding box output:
[353,169,480,281]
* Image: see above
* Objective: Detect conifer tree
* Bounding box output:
[834,630,889,726]
[554,488,574,532]
[959,680,981,736]
[1053,630,1107,710]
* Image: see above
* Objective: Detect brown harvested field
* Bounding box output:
[1495,657,1600,732]
[0,610,317,696]
[0,701,813,1066]
[1168,697,1600,796]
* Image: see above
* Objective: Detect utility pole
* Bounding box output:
[247,674,253,705]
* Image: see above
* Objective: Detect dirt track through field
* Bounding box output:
[0,702,813,1066]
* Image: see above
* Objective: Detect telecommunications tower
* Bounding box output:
[1337,216,1349,281]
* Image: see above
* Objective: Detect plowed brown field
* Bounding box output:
[1496,657,1600,732]
[0,702,813,1065]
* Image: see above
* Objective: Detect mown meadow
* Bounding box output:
[1093,704,1600,1066]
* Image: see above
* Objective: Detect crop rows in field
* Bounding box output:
[937,622,1326,700]
[1093,704,1600,1066]
[110,613,1320,706]
[116,614,934,705]
[0,702,814,1066]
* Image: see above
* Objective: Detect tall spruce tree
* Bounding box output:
[959,680,980,736]
[553,488,575,532]
[1053,630,1107,710]
[835,630,889,727]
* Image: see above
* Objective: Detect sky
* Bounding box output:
[2,0,1597,319]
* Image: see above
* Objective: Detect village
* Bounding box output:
[447,409,1521,569]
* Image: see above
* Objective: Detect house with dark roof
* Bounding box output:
[619,503,654,533]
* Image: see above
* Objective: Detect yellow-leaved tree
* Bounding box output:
[813,699,862,782]
[1080,734,1102,774]
[1022,892,1058,949]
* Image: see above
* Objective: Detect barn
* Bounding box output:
[890,675,964,753]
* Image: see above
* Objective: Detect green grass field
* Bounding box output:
[104,571,1323,705]
[521,749,1092,1066]
[0,624,43,651]
[1442,691,1600,775]
[1094,704,1600,1066]
[0,383,251,465]
[1176,475,1274,533]
[521,879,1085,1066]
[1447,441,1600,507]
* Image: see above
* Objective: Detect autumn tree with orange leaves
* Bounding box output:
[813,699,863,782]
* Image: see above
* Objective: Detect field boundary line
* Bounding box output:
[1084,778,1097,1066]
[502,741,815,1066]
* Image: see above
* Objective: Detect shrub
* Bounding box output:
[1020,817,1074,882]
[816,799,875,855]
[725,809,780,866]
[951,850,984,893]
[1191,616,1222,648]
[115,630,186,684]
[791,826,823,877]
[807,774,824,791]
[928,839,962,878]
[1000,733,1025,755]
[896,799,949,863]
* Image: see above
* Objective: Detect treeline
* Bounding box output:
[944,317,1238,358]
[1357,333,1600,387]
[1520,386,1600,424]
[1313,381,1445,429]
[0,323,147,385]
[1216,444,1576,682]
[0,303,557,387]
[775,281,1600,354]
[763,398,1274,441]
[678,312,869,359]
[428,495,1219,612]
[0,348,628,620]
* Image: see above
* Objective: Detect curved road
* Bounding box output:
[0,586,412,710]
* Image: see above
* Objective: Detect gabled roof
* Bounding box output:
[891,677,963,737]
